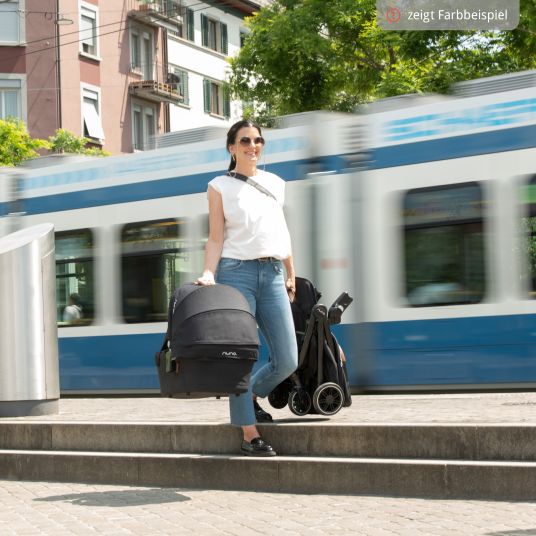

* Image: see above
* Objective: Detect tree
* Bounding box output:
[229,0,536,122]
[0,118,49,167]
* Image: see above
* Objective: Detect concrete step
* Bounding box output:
[0,422,536,460]
[1,421,536,499]
[1,448,536,500]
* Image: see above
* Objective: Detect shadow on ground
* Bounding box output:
[34,488,191,507]
[487,530,536,536]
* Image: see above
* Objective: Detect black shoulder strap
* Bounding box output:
[226,171,277,202]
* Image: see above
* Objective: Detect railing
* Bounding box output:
[128,0,184,26]
[128,61,183,105]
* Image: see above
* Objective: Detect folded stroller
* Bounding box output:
[268,277,353,416]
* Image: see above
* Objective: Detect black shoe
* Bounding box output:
[254,399,273,423]
[241,437,277,457]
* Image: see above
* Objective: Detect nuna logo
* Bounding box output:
[221,351,238,358]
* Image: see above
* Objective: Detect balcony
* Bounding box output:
[128,0,183,32]
[129,61,184,105]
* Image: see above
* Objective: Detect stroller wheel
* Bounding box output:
[268,381,291,409]
[288,389,312,416]
[312,382,344,416]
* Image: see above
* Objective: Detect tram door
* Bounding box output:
[310,171,358,317]
[309,170,362,388]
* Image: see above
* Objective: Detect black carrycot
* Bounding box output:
[155,282,259,398]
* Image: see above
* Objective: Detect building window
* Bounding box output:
[121,219,190,323]
[168,67,189,106]
[0,79,21,119]
[162,0,181,17]
[82,87,105,141]
[0,1,23,45]
[201,14,228,54]
[130,27,154,80]
[170,6,195,41]
[203,79,230,118]
[55,229,94,326]
[210,83,220,115]
[132,102,157,151]
[130,30,141,70]
[403,182,486,307]
[80,3,99,57]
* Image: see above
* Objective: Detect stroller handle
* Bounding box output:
[328,291,353,325]
[312,304,328,320]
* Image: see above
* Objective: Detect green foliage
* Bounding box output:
[229,0,536,124]
[522,217,536,280]
[48,129,110,157]
[0,118,50,167]
[0,121,109,167]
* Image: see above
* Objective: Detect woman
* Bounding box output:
[196,119,298,457]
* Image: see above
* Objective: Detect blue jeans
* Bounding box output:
[216,257,298,426]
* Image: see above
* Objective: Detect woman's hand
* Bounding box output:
[196,271,216,286]
[286,276,296,303]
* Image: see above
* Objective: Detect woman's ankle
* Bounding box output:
[242,424,260,443]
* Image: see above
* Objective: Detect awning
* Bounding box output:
[83,99,105,140]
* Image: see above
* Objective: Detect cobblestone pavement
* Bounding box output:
[2,392,536,535]
[4,390,536,424]
[0,480,536,536]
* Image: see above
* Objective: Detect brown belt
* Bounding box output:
[257,257,278,262]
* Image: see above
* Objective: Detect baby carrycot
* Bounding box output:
[268,277,353,416]
[155,282,259,398]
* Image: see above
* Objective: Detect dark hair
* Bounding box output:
[226,119,263,171]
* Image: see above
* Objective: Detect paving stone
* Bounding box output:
[2,393,536,534]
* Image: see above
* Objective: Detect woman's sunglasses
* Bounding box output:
[238,136,265,147]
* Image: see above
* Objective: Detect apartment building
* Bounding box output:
[166,0,255,132]
[0,0,57,141]
[0,0,266,154]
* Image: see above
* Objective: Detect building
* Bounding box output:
[0,0,266,155]
[0,1,58,142]
[166,0,258,134]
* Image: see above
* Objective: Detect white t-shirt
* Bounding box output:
[208,170,292,260]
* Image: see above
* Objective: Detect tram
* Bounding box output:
[2,71,536,392]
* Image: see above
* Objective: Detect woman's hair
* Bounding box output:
[226,119,262,171]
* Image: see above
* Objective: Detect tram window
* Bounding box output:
[121,218,190,323]
[55,229,94,326]
[521,175,536,298]
[403,183,486,307]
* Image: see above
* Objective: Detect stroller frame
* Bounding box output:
[268,277,353,416]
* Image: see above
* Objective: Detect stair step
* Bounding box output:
[2,421,536,499]
[1,449,536,500]
[1,422,536,460]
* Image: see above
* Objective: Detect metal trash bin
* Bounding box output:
[0,223,59,416]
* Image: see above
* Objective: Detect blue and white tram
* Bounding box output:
[354,82,536,390]
[10,123,342,393]
[3,73,536,393]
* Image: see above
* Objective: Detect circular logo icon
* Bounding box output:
[385,7,401,23]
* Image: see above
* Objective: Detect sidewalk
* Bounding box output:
[5,390,536,424]
[1,391,536,536]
